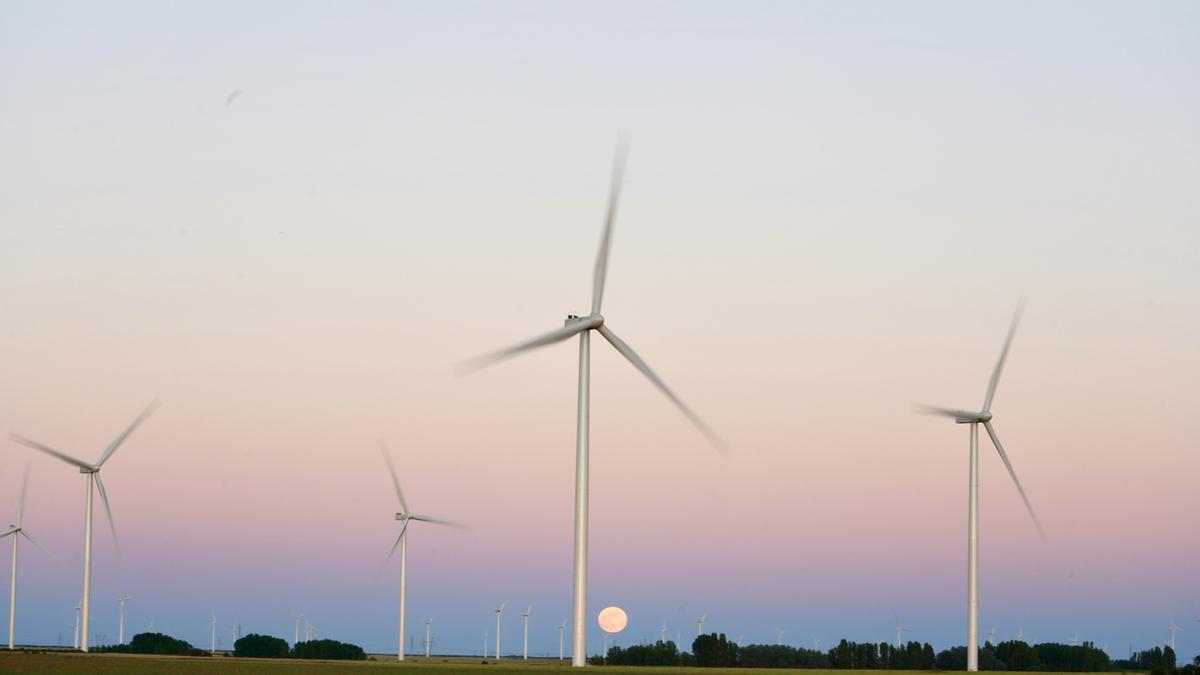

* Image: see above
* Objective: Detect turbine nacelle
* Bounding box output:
[565,313,604,329]
[953,410,993,424]
[79,466,99,474]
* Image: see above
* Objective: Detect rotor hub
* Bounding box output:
[395,512,409,521]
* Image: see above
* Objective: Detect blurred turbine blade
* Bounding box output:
[982,299,1025,412]
[0,528,14,539]
[983,421,1046,542]
[9,434,93,471]
[94,474,122,559]
[458,320,594,375]
[16,460,31,527]
[20,530,61,567]
[378,440,410,514]
[499,601,507,611]
[912,403,964,418]
[596,324,729,455]
[591,132,630,315]
[410,514,465,528]
[382,519,410,568]
[97,399,160,467]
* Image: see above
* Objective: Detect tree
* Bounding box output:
[606,640,680,666]
[692,633,738,667]
[293,638,366,660]
[233,633,290,658]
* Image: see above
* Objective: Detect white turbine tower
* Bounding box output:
[292,612,303,648]
[305,618,313,642]
[73,605,80,649]
[696,614,707,637]
[210,613,218,654]
[379,441,460,661]
[462,136,727,667]
[3,462,58,649]
[659,624,667,644]
[523,605,532,660]
[560,621,567,660]
[916,300,1045,672]
[117,595,131,645]
[424,617,433,658]
[894,614,907,648]
[494,602,506,659]
[10,401,158,652]
[483,629,489,658]
[1168,619,1180,652]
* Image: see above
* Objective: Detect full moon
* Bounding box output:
[597,606,628,633]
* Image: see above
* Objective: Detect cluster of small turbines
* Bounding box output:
[0,136,1188,670]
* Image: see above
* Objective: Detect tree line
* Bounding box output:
[603,633,1198,672]
[93,631,365,661]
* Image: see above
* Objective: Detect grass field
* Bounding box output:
[0,652,1106,675]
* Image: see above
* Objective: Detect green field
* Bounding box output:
[0,652,1102,674]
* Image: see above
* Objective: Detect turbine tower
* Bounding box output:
[210,613,218,654]
[1168,619,1180,652]
[494,602,506,659]
[379,441,460,661]
[483,629,489,658]
[292,612,303,647]
[559,621,566,660]
[424,617,433,658]
[117,595,131,645]
[916,300,1045,672]
[894,614,907,648]
[462,135,727,667]
[696,613,707,637]
[659,624,667,644]
[523,605,532,659]
[10,400,158,652]
[73,604,80,649]
[776,629,786,646]
[3,462,58,649]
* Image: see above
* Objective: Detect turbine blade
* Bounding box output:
[16,461,31,527]
[9,434,93,471]
[0,528,14,539]
[382,520,410,567]
[378,440,410,514]
[20,530,61,567]
[409,514,465,528]
[983,421,1046,542]
[457,319,596,375]
[912,403,964,419]
[96,399,160,467]
[982,299,1025,412]
[499,601,507,611]
[596,324,729,455]
[94,474,122,559]
[591,132,630,315]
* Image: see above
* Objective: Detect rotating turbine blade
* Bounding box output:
[97,399,160,467]
[499,601,507,612]
[591,132,630,315]
[94,474,122,559]
[383,519,410,567]
[9,434,93,471]
[378,440,410,514]
[458,319,597,375]
[982,421,1046,542]
[16,461,30,527]
[0,528,14,539]
[912,403,964,418]
[982,299,1025,412]
[409,514,465,528]
[20,530,61,566]
[596,325,729,455]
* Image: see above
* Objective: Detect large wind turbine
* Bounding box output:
[117,595,130,645]
[494,601,506,659]
[10,401,158,652]
[916,301,1045,672]
[523,605,532,659]
[379,440,460,661]
[3,463,58,649]
[461,136,727,666]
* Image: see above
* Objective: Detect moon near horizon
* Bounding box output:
[598,606,628,633]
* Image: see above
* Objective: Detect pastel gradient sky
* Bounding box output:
[1,0,1197,658]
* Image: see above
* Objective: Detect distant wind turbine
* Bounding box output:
[379,440,461,661]
[987,627,996,645]
[894,614,907,648]
[494,602,506,659]
[461,135,727,667]
[523,605,532,659]
[292,612,304,648]
[1168,619,1180,652]
[560,621,566,660]
[210,613,218,654]
[659,624,667,644]
[483,629,488,658]
[916,300,1045,672]
[3,462,58,649]
[73,604,80,649]
[776,629,786,646]
[1017,626,1024,642]
[117,595,131,645]
[424,617,433,658]
[10,401,158,652]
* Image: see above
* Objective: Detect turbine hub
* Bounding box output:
[79,466,98,474]
[395,512,409,521]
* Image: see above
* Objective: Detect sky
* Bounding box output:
[1,0,1198,659]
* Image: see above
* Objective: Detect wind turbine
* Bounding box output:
[1168,619,1180,652]
[483,629,489,658]
[696,614,707,637]
[379,441,460,661]
[424,617,433,658]
[523,605,532,659]
[73,604,80,649]
[10,400,158,652]
[3,462,58,649]
[659,623,667,644]
[560,621,566,660]
[117,595,131,645]
[494,601,506,659]
[894,614,907,648]
[210,613,218,654]
[915,300,1045,672]
[776,629,786,646]
[461,135,727,667]
[292,612,304,647]
[305,619,314,642]
[987,627,996,645]
[1017,626,1024,643]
